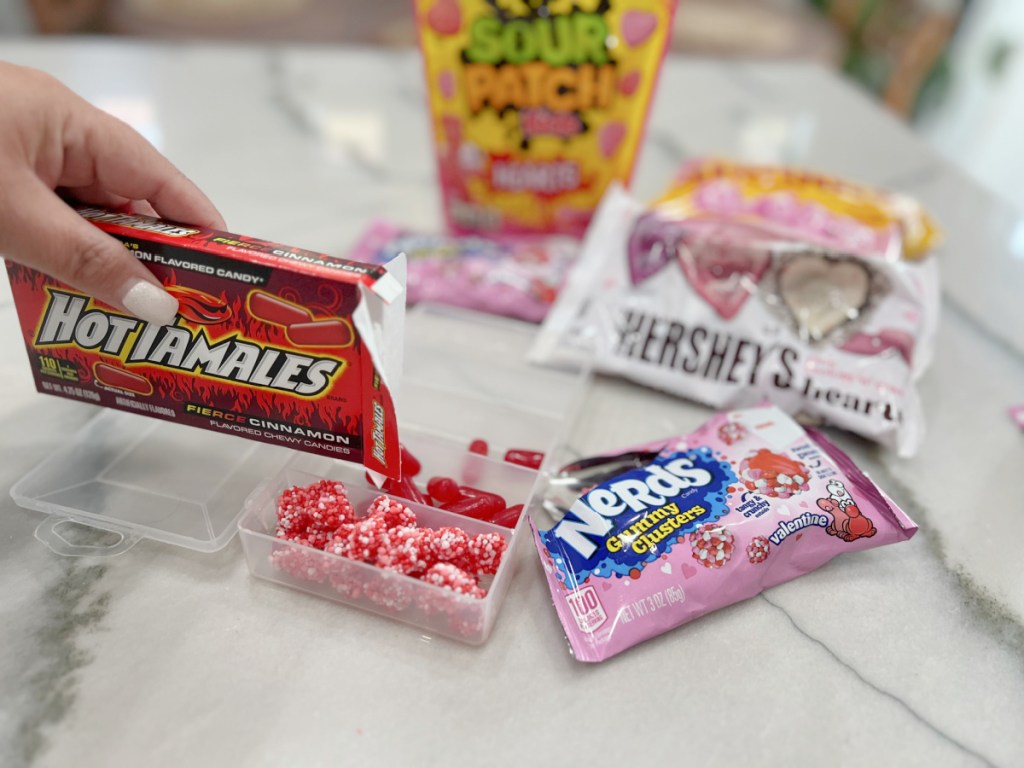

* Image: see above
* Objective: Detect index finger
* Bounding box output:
[71,106,227,230]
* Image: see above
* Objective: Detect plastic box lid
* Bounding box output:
[11,304,588,560]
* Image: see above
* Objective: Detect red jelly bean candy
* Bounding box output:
[444,495,504,521]
[383,475,428,506]
[426,476,462,504]
[400,444,422,477]
[504,449,544,470]
[489,504,524,529]
[468,439,489,455]
[445,487,506,521]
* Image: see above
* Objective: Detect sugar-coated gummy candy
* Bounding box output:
[422,563,485,598]
[464,532,507,576]
[271,480,502,600]
[367,494,417,529]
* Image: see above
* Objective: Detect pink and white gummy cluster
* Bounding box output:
[271,480,505,600]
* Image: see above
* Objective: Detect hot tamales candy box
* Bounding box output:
[5,207,406,479]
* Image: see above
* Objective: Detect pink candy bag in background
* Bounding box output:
[530,160,942,456]
[532,405,918,663]
[348,221,578,323]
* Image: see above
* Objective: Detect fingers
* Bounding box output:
[62,104,226,230]
[59,184,159,218]
[0,172,178,325]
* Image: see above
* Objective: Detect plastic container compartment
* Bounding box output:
[11,410,293,556]
[237,304,589,644]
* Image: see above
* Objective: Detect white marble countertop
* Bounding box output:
[0,39,1022,768]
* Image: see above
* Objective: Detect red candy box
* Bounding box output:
[5,207,406,479]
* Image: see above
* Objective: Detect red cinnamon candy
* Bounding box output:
[93,362,153,396]
[247,290,312,326]
[426,476,461,504]
[286,318,355,348]
[489,504,524,529]
[504,449,544,470]
[444,488,506,521]
[400,444,423,477]
[383,474,429,506]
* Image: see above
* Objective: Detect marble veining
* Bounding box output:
[761,593,997,768]
[11,563,111,768]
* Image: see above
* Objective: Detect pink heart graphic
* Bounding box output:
[598,121,626,158]
[798,500,809,509]
[681,562,698,579]
[619,70,641,96]
[426,0,461,36]
[438,70,455,100]
[601,580,613,591]
[622,11,657,47]
[678,239,771,319]
[841,328,914,365]
[626,212,678,285]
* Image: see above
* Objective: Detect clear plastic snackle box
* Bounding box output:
[237,304,589,644]
[11,410,294,556]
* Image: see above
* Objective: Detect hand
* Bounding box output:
[0,61,225,325]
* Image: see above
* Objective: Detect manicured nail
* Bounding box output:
[120,279,178,325]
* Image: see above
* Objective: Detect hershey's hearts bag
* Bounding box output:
[530,160,941,456]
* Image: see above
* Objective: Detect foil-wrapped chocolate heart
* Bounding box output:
[677,236,772,320]
[777,254,872,342]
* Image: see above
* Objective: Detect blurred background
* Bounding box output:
[1,0,1022,212]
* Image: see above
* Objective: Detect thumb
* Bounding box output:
[0,177,178,325]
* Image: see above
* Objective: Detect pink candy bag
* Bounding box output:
[348,221,577,323]
[532,405,917,662]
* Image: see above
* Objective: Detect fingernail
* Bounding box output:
[120,279,178,325]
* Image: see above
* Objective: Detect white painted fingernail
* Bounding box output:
[120,279,178,325]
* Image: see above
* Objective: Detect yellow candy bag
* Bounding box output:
[415,0,677,236]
